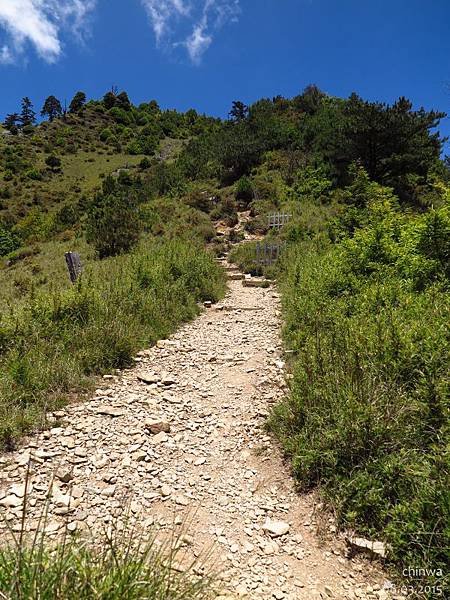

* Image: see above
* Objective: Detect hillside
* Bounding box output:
[0,87,449,598]
[0,94,220,305]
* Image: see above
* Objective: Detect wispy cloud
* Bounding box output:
[141,0,191,44]
[0,1,239,66]
[142,0,240,64]
[184,17,212,64]
[0,0,96,64]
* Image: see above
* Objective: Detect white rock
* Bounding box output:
[151,431,169,444]
[174,494,189,506]
[101,485,116,497]
[161,485,172,497]
[161,373,177,386]
[0,495,23,508]
[10,483,32,498]
[262,519,290,538]
[56,469,73,483]
[137,372,160,385]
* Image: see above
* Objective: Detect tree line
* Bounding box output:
[2,89,137,134]
[3,92,87,134]
[181,85,447,205]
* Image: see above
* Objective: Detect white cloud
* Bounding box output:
[0,0,96,64]
[185,17,211,64]
[141,0,191,43]
[142,0,240,63]
[0,1,239,66]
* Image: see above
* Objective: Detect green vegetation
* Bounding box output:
[270,183,449,589]
[0,508,214,600]
[0,92,217,226]
[86,176,142,258]
[222,92,449,594]
[1,85,449,595]
[0,238,224,449]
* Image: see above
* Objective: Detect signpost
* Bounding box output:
[65,252,83,283]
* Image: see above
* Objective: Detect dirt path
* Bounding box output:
[0,272,397,600]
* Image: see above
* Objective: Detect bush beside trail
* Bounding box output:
[269,190,449,594]
[0,239,225,450]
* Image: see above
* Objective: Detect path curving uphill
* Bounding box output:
[0,270,396,600]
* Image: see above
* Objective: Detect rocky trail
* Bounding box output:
[0,265,399,600]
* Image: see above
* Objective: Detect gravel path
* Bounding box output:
[0,274,398,600]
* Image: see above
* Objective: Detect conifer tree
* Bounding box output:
[116,91,131,110]
[103,91,117,110]
[19,97,36,127]
[41,95,63,122]
[229,100,249,122]
[4,113,19,132]
[68,91,86,114]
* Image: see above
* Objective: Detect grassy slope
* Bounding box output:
[0,108,147,223]
[0,237,225,449]
[0,238,91,305]
[0,106,225,449]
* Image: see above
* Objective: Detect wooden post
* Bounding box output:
[65,252,83,283]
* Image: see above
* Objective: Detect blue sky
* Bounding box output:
[1,0,449,150]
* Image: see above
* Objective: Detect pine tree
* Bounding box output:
[41,96,63,122]
[19,97,36,127]
[116,91,131,110]
[69,91,87,114]
[293,84,326,115]
[103,91,117,110]
[4,113,20,132]
[229,100,249,122]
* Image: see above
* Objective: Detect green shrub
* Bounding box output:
[86,183,142,259]
[109,107,132,125]
[270,200,450,593]
[99,127,112,142]
[0,239,225,448]
[139,135,158,156]
[290,165,332,200]
[0,225,20,256]
[25,168,43,181]
[13,209,55,243]
[126,139,142,155]
[235,176,253,202]
[55,204,80,229]
[139,156,152,169]
[22,124,35,135]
